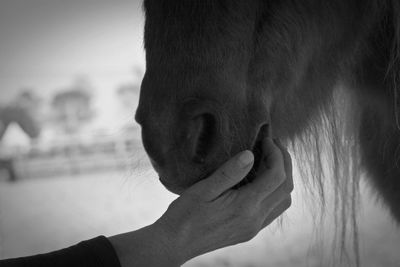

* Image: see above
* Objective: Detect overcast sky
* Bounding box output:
[0,0,145,103]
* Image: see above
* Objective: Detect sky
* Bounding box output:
[0,0,145,98]
[0,0,146,130]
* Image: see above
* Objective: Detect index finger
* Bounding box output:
[185,150,254,201]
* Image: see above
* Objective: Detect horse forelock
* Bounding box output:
[143,0,262,68]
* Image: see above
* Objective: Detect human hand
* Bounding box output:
[155,137,294,265]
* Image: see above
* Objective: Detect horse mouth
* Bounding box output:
[159,124,269,194]
[233,124,269,189]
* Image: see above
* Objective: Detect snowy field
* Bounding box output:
[0,161,400,267]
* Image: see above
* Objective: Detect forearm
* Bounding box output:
[108,223,184,267]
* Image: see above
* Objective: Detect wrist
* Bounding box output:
[109,223,184,267]
[153,217,190,265]
[151,221,183,265]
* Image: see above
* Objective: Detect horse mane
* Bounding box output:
[286,1,400,265]
[388,0,400,130]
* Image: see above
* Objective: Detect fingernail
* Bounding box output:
[238,150,254,168]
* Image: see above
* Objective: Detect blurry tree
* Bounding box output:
[116,65,143,113]
[9,88,43,140]
[116,83,140,112]
[116,81,141,135]
[0,89,42,142]
[132,65,144,82]
[51,79,95,134]
[14,89,42,112]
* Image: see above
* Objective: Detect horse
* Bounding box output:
[135,0,400,264]
[0,105,40,181]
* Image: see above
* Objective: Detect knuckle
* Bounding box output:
[279,169,287,181]
[285,180,294,193]
[248,227,259,239]
[238,234,251,243]
[280,173,293,193]
[284,196,292,209]
[273,170,286,186]
[239,227,258,243]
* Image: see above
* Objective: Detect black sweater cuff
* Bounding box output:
[0,236,121,267]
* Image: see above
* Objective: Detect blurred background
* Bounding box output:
[0,1,399,266]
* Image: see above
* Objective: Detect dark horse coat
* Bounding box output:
[136,0,400,265]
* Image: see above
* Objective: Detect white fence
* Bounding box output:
[10,136,149,179]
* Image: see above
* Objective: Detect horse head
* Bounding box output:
[136,0,372,194]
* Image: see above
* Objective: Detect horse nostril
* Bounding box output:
[188,113,217,164]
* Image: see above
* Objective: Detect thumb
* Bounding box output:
[187,150,254,200]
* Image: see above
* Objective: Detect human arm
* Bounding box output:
[0,236,120,267]
[0,138,292,267]
[109,138,293,267]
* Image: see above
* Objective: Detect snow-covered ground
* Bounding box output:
[0,161,399,267]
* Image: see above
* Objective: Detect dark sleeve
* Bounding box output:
[0,236,121,267]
